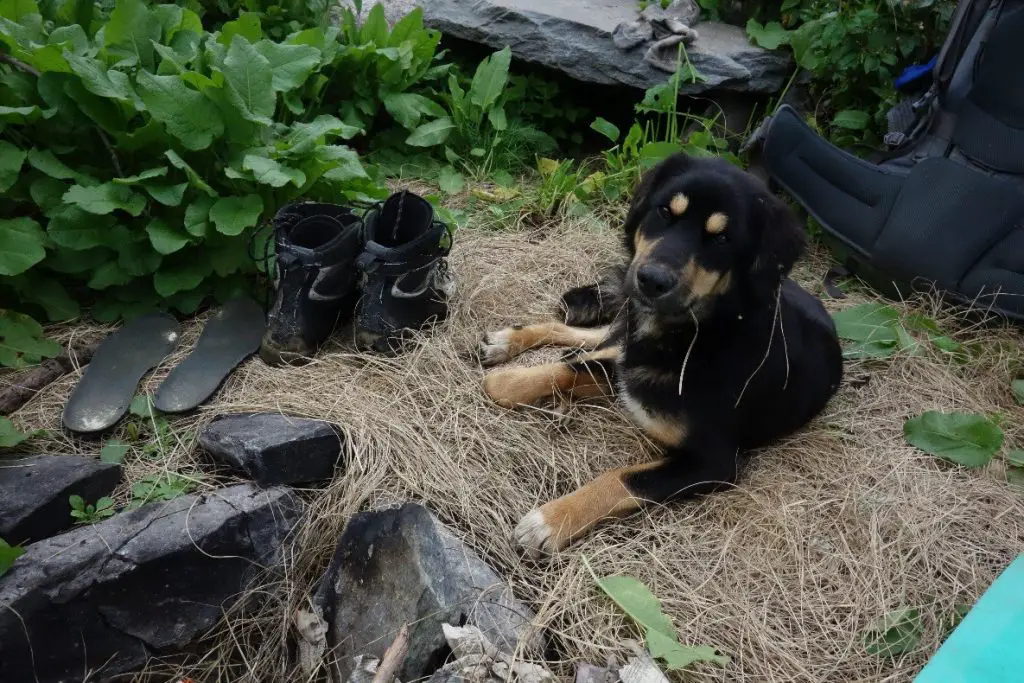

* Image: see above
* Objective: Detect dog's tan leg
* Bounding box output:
[480,322,610,366]
[483,346,618,408]
[515,461,661,556]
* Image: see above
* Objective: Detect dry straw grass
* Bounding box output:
[7,210,1024,683]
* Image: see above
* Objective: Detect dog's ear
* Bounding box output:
[749,190,806,286]
[623,153,692,251]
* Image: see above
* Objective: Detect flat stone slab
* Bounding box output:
[423,0,790,94]
[198,412,343,487]
[0,483,302,682]
[0,455,121,545]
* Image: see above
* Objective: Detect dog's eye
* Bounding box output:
[657,205,672,220]
[712,233,729,245]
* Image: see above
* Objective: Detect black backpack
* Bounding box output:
[759,0,1024,321]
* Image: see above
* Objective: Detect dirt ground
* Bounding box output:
[7,209,1024,682]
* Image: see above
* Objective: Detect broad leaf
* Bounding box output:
[0,416,32,448]
[166,150,217,197]
[382,92,445,129]
[88,261,133,289]
[0,140,26,192]
[406,116,455,147]
[438,165,464,195]
[254,40,321,92]
[154,257,211,297]
[28,148,93,184]
[0,538,25,577]
[284,115,361,156]
[469,46,511,111]
[487,105,507,131]
[146,218,190,254]
[903,411,1003,468]
[113,167,168,184]
[243,153,305,188]
[209,195,264,236]
[1007,450,1024,467]
[647,629,731,669]
[746,19,791,50]
[590,117,620,143]
[218,12,262,45]
[184,197,214,237]
[104,0,161,69]
[64,53,136,102]
[8,274,79,321]
[0,311,61,368]
[833,109,871,131]
[319,145,368,183]
[1012,379,1024,405]
[117,238,163,276]
[832,303,900,358]
[222,35,275,124]
[63,183,146,216]
[143,182,188,206]
[864,607,922,657]
[0,218,47,276]
[100,439,130,464]
[46,205,119,250]
[136,71,225,151]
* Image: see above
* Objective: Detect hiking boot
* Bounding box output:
[259,202,363,366]
[354,191,454,353]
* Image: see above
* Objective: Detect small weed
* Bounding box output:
[127,472,200,510]
[0,537,25,577]
[69,495,116,525]
[1012,379,1024,405]
[831,303,962,359]
[903,411,1003,469]
[864,607,922,657]
[100,439,130,465]
[0,416,43,449]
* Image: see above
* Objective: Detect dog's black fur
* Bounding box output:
[482,152,844,555]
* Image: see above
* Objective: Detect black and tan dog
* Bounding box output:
[480,152,844,557]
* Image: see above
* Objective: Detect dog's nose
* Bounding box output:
[636,264,678,299]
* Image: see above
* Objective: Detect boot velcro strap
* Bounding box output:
[355,249,440,276]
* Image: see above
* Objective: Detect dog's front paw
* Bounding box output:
[515,506,568,559]
[479,327,517,366]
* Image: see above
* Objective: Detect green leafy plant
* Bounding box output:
[0,537,25,577]
[746,0,956,147]
[864,607,922,657]
[125,393,174,459]
[586,558,730,671]
[903,411,1004,468]
[1012,379,1024,405]
[0,416,40,448]
[831,303,961,359]
[1,0,448,349]
[100,439,130,464]
[69,494,116,524]
[405,46,556,182]
[128,471,198,509]
[1006,449,1024,493]
[174,0,333,40]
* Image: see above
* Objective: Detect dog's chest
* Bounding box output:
[615,378,688,447]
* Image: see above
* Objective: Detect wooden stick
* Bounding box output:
[0,341,99,415]
[371,624,410,683]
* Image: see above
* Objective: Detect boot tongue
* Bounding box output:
[290,215,345,250]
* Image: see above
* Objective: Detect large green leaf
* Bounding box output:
[0,310,61,368]
[469,45,511,111]
[0,218,47,276]
[0,0,39,24]
[143,182,188,206]
[254,40,321,92]
[117,237,162,275]
[242,153,305,188]
[113,167,168,184]
[184,196,214,237]
[209,194,263,236]
[136,71,225,151]
[0,416,33,448]
[1012,379,1024,405]
[218,11,262,45]
[27,149,94,185]
[284,114,361,156]
[64,53,136,102]
[864,608,922,657]
[165,149,217,197]
[319,145,368,183]
[88,261,133,289]
[153,256,211,297]
[146,218,190,254]
[104,0,161,69]
[63,182,146,216]
[9,274,79,321]
[903,411,1004,468]
[382,92,445,130]
[833,109,871,131]
[222,35,275,124]
[0,140,26,193]
[832,303,901,358]
[594,573,730,670]
[590,117,621,143]
[406,116,455,147]
[46,204,120,249]
[745,19,791,49]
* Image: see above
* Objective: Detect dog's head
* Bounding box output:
[621,153,805,322]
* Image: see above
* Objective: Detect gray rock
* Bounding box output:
[0,455,121,545]
[0,484,302,683]
[423,0,790,94]
[576,662,616,683]
[315,503,542,682]
[199,412,343,487]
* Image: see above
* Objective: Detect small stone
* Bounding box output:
[576,662,616,683]
[0,454,121,545]
[314,503,542,682]
[0,483,302,682]
[199,412,343,487]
